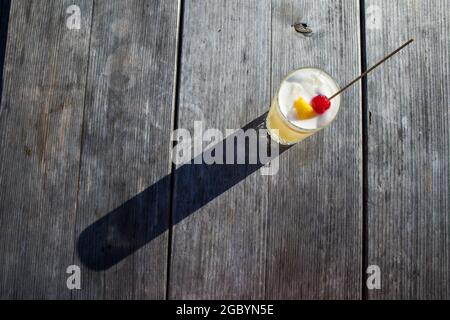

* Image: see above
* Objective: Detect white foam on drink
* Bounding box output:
[278,68,341,131]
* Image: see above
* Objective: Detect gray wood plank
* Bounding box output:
[0,0,93,299]
[72,0,179,299]
[169,0,362,299]
[365,0,450,299]
[265,0,362,299]
[0,0,12,97]
[169,0,272,299]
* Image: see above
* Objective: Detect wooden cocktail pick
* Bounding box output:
[329,39,414,101]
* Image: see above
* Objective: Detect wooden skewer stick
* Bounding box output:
[329,39,414,101]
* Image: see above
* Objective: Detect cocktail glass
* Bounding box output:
[266,67,341,145]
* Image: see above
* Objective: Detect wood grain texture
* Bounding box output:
[169,0,271,299]
[0,0,12,99]
[365,0,450,299]
[3,0,447,300]
[265,0,362,299]
[0,0,93,299]
[72,0,179,299]
[169,0,362,299]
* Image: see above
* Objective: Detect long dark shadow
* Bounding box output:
[0,0,12,104]
[77,112,292,270]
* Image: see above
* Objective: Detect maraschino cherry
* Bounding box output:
[311,95,331,114]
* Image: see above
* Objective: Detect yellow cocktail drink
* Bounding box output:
[266,68,341,145]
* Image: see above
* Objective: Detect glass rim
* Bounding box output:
[274,66,342,133]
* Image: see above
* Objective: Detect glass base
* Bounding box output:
[266,101,314,145]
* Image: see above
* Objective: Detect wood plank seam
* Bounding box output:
[0,0,12,108]
[70,0,95,301]
[359,0,369,301]
[166,0,184,301]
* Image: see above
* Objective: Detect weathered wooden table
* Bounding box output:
[0,0,448,300]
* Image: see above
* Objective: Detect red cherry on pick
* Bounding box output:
[311,95,331,114]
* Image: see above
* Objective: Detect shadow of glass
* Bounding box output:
[77,112,292,270]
